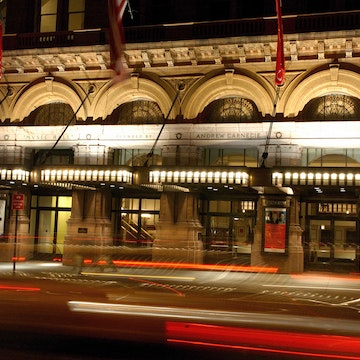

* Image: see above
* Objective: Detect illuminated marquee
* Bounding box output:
[272,170,360,186]
[39,168,132,184]
[149,169,249,185]
[0,168,30,182]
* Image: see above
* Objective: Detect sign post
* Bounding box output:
[12,193,24,275]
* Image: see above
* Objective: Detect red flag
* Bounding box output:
[275,0,285,86]
[0,22,2,79]
[108,0,128,76]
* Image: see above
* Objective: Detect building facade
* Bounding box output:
[1,0,360,273]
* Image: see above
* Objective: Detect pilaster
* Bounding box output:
[152,192,203,263]
[153,145,204,263]
[63,189,112,265]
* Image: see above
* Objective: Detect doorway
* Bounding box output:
[307,218,358,272]
[30,195,71,259]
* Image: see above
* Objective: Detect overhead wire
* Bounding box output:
[144,82,184,166]
[37,85,95,166]
[261,86,281,167]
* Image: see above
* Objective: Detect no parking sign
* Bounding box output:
[12,194,25,210]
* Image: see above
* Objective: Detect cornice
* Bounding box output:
[2,32,360,76]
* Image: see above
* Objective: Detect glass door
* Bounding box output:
[37,210,56,254]
[308,219,332,264]
[232,217,252,256]
[30,195,71,259]
[209,216,230,250]
[307,219,357,271]
[333,220,357,264]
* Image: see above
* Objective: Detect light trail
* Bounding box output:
[67,301,360,358]
[263,284,360,292]
[67,301,360,335]
[110,259,278,273]
[291,274,360,282]
[166,322,360,359]
[0,284,41,292]
[81,272,195,281]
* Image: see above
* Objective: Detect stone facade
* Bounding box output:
[1,6,360,272]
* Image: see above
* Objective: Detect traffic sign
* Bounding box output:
[12,194,25,210]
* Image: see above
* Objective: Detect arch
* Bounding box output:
[309,154,359,167]
[201,97,260,122]
[93,76,177,120]
[182,73,273,118]
[111,100,163,124]
[9,80,88,122]
[26,103,75,125]
[284,69,360,117]
[302,94,360,120]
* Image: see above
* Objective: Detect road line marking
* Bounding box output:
[81,272,195,281]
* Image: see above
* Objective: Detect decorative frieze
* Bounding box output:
[3,34,360,75]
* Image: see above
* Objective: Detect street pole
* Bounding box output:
[13,209,18,275]
[11,193,24,275]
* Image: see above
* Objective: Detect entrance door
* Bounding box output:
[208,216,230,250]
[333,220,357,265]
[307,219,357,271]
[37,210,56,255]
[30,195,71,259]
[232,217,252,255]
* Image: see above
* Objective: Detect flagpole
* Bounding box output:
[261,0,285,167]
[275,0,285,87]
[127,0,134,19]
[0,86,12,107]
[37,85,94,165]
[144,82,184,166]
[271,86,281,117]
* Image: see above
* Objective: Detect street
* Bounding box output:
[0,261,359,359]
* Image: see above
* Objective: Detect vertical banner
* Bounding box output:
[0,22,2,80]
[263,207,287,253]
[108,0,128,76]
[0,199,5,236]
[275,0,285,86]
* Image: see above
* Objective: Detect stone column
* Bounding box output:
[63,144,115,266]
[1,145,33,261]
[63,189,113,265]
[287,196,304,273]
[152,192,203,263]
[152,145,204,263]
[251,195,304,273]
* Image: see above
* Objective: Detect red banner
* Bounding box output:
[108,0,128,76]
[275,0,285,86]
[0,22,2,79]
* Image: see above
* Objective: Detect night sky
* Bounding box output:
[123,0,360,26]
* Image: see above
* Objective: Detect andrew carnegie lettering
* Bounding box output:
[196,132,259,139]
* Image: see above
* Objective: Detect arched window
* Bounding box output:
[111,100,164,125]
[201,97,260,123]
[26,102,74,125]
[302,94,360,120]
[309,154,358,167]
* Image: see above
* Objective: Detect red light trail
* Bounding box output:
[166,322,360,359]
